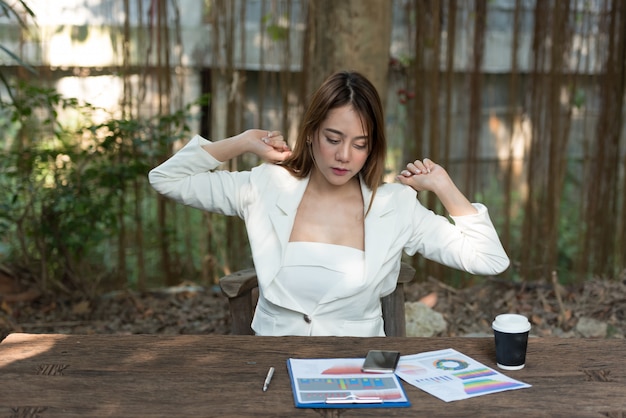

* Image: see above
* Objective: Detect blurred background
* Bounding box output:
[1,0,624,300]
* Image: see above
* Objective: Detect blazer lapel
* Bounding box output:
[258,174,311,313]
[363,186,396,284]
[268,174,309,268]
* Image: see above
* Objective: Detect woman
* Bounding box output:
[149,70,509,337]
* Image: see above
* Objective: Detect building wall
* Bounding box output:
[0,0,619,165]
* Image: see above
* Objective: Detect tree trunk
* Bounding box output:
[303,0,392,103]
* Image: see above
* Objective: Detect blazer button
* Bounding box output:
[303,314,311,324]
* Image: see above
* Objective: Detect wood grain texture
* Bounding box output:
[0,334,624,417]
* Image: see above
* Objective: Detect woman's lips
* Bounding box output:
[332,168,349,176]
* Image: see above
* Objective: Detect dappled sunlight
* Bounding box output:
[0,333,62,369]
[120,336,231,369]
[488,111,532,206]
[48,26,117,68]
[0,334,255,415]
[56,75,123,121]
[0,333,228,373]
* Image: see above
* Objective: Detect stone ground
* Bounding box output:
[2,270,625,341]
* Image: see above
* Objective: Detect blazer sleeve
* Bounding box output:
[148,135,251,218]
[400,187,510,275]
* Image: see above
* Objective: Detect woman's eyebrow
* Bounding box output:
[323,128,368,140]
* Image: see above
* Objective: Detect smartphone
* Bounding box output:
[361,350,401,373]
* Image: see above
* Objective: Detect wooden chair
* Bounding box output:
[219,262,416,336]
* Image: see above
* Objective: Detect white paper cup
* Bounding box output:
[492,314,531,370]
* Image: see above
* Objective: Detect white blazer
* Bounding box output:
[149,135,510,337]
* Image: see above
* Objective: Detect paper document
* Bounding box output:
[395,348,531,402]
[287,358,411,409]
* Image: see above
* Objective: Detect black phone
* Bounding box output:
[361,350,401,373]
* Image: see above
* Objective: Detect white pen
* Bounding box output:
[262,366,275,392]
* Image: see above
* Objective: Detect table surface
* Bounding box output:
[0,333,624,417]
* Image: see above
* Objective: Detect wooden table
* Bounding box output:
[0,333,624,417]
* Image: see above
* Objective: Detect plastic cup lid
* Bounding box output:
[492,314,531,333]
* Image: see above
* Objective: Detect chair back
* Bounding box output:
[219,262,416,336]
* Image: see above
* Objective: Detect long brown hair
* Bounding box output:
[283,71,387,208]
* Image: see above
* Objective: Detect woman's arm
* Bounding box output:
[396,158,476,217]
[396,158,509,275]
[203,129,291,163]
[148,130,291,215]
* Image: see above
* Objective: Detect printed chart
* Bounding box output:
[287,358,410,408]
[395,348,530,402]
[296,377,401,402]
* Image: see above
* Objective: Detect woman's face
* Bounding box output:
[310,105,370,188]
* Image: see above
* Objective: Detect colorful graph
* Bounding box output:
[321,365,363,375]
[462,378,525,395]
[396,363,427,375]
[414,375,454,385]
[453,368,497,380]
[296,377,403,402]
[297,377,394,391]
[433,358,469,371]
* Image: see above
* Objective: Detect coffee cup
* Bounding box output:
[492,314,531,370]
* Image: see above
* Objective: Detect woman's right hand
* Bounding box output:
[200,129,291,164]
[243,129,292,163]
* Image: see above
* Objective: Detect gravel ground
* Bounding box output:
[2,272,625,341]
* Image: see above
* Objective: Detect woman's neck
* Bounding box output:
[308,169,362,197]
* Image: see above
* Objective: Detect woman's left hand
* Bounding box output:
[396,158,449,193]
[396,158,478,216]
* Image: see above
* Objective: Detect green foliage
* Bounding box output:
[570,88,586,109]
[0,81,209,295]
[1,84,100,293]
[471,162,587,285]
[555,164,583,278]
[262,13,289,41]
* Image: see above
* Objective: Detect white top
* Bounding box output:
[275,242,365,313]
